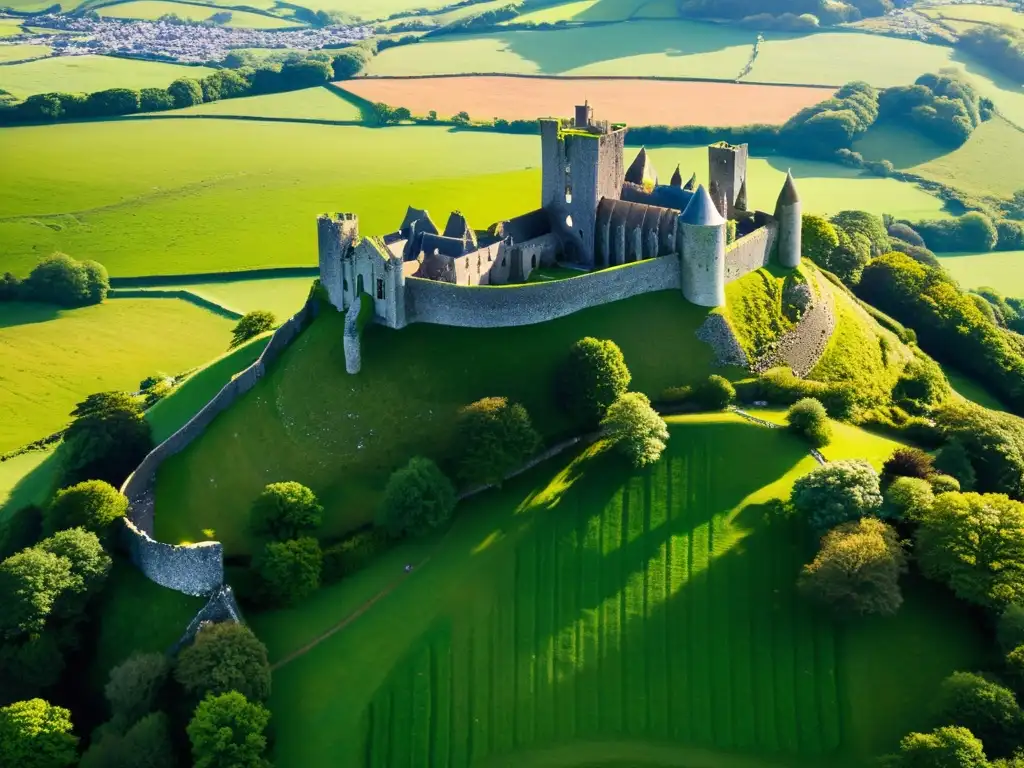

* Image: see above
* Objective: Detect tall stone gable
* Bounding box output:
[708,142,749,219]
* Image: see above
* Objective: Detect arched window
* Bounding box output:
[531,254,537,269]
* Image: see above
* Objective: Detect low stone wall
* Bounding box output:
[343,300,361,374]
[119,292,320,594]
[695,312,749,369]
[724,223,776,283]
[753,273,837,377]
[405,255,681,328]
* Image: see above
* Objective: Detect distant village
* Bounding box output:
[0,14,371,64]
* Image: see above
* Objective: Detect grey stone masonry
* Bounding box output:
[724,221,777,283]
[753,272,836,376]
[695,312,749,368]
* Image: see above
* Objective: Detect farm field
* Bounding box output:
[0,18,24,36]
[0,447,56,521]
[364,20,757,78]
[938,251,1024,297]
[0,298,234,453]
[168,84,362,120]
[0,43,50,62]
[134,275,315,319]
[264,414,987,767]
[511,0,679,23]
[920,3,1024,31]
[97,0,300,28]
[341,77,835,127]
[0,54,216,98]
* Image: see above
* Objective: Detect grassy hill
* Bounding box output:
[258,414,987,768]
[0,55,216,99]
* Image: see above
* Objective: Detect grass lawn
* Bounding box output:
[0,54,215,98]
[938,250,1024,297]
[920,3,1024,32]
[134,276,315,319]
[365,20,757,78]
[0,299,234,454]
[153,291,728,554]
[97,0,299,28]
[0,447,58,521]
[0,19,25,37]
[940,363,1009,412]
[262,414,986,767]
[0,43,50,62]
[166,84,362,120]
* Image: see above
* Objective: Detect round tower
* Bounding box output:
[678,184,726,308]
[775,170,802,269]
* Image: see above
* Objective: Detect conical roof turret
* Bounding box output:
[776,169,800,207]
[680,184,725,226]
[683,172,697,191]
[670,165,683,187]
[624,146,658,186]
[736,178,748,211]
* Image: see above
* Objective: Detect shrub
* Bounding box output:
[138,87,174,112]
[930,474,961,494]
[885,476,935,520]
[378,457,456,539]
[832,210,890,256]
[659,385,693,405]
[80,260,109,304]
[936,671,1024,757]
[455,397,540,487]
[791,459,884,536]
[0,548,73,639]
[249,481,322,542]
[187,692,270,768]
[321,528,389,583]
[882,447,935,482]
[999,605,1024,653]
[889,222,925,247]
[799,517,906,618]
[557,337,631,427]
[601,392,669,468]
[22,253,90,307]
[0,698,78,768]
[230,310,275,349]
[256,537,321,607]
[104,652,169,725]
[934,439,977,492]
[696,375,735,410]
[174,622,271,703]
[36,528,111,622]
[916,492,1024,610]
[895,725,988,768]
[59,391,153,489]
[167,78,202,108]
[44,480,127,540]
[786,397,832,448]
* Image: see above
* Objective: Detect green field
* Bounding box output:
[97,0,300,27]
[511,0,678,23]
[921,3,1024,32]
[365,20,757,78]
[0,43,50,62]
[940,364,1008,412]
[0,447,57,521]
[0,54,216,98]
[0,298,234,453]
[262,414,987,767]
[0,19,25,37]
[153,291,726,553]
[938,250,1024,297]
[134,275,315,319]
[168,84,362,120]
[0,0,55,11]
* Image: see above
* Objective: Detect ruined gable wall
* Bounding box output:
[724,221,777,284]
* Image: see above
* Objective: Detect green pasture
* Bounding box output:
[511,0,678,24]
[167,84,362,120]
[0,54,216,98]
[938,250,1024,297]
[0,0,55,11]
[134,275,315,320]
[153,290,726,554]
[0,19,24,37]
[920,3,1024,32]
[275,0,454,21]
[0,447,57,521]
[365,20,756,78]
[263,414,986,768]
[940,364,1008,413]
[97,0,299,27]
[0,42,49,62]
[0,298,233,454]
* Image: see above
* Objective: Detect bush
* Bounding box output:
[22,253,108,307]
[256,537,321,607]
[798,517,906,618]
[85,88,140,117]
[36,528,111,622]
[104,652,169,725]
[601,392,669,468]
[59,391,153,489]
[786,397,832,448]
[44,480,127,541]
[138,87,174,112]
[249,481,322,542]
[885,476,935,520]
[187,692,270,768]
[895,725,988,768]
[791,459,884,536]
[930,474,961,494]
[696,375,734,410]
[999,605,1024,653]
[936,671,1024,758]
[557,337,631,427]
[934,439,977,492]
[377,457,456,539]
[230,310,275,349]
[832,210,890,256]
[455,397,540,487]
[321,528,389,583]
[889,222,925,247]
[167,78,203,108]
[174,622,271,703]
[882,447,935,482]
[82,711,175,768]
[0,698,78,768]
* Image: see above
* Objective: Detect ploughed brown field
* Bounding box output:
[340,75,834,126]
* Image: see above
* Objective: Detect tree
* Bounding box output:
[885,476,935,519]
[916,491,1024,610]
[44,480,127,540]
[82,710,175,768]
[280,59,332,89]
[937,671,1024,758]
[452,110,471,125]
[377,456,456,539]
[557,337,632,427]
[455,397,540,487]
[22,254,87,306]
[104,652,169,725]
[331,49,366,79]
[0,698,78,768]
[80,260,109,304]
[0,633,65,704]
[18,93,64,121]
[1006,645,1024,693]
[0,504,42,561]
[36,528,111,622]
[167,78,203,108]
[895,726,988,768]
[696,375,735,410]
[791,459,884,536]
[174,622,271,704]
[601,392,670,468]
[230,310,275,348]
[256,537,322,607]
[0,548,73,639]
[959,212,999,252]
[831,210,890,256]
[890,222,926,247]
[883,447,935,482]
[59,391,153,488]
[829,227,872,284]
[84,88,140,117]
[138,87,174,112]
[249,481,322,541]
[187,692,270,768]
[802,213,840,267]
[798,517,907,618]
[786,397,832,448]
[935,405,1022,498]
[999,605,1024,652]
[207,69,249,100]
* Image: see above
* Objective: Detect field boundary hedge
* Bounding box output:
[352,72,841,89]
[109,266,318,287]
[107,287,244,319]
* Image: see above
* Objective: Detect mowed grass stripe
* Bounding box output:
[449,623,471,767]
[624,475,648,737]
[687,440,714,746]
[601,489,625,734]
[728,528,757,751]
[795,590,823,752]
[554,492,580,740]
[514,534,536,747]
[772,520,801,754]
[494,571,516,755]
[534,517,556,744]
[411,644,432,763]
[710,471,734,749]
[816,614,842,752]
[430,629,451,768]
[471,616,493,763]
[577,485,602,736]
[646,463,669,740]
[667,454,691,742]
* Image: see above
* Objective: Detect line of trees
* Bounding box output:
[1,253,109,307]
[958,24,1024,83]
[878,71,992,148]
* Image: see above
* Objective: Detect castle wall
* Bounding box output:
[343,299,362,374]
[724,222,777,283]
[405,255,680,328]
[680,222,726,307]
[317,216,347,310]
[777,202,802,269]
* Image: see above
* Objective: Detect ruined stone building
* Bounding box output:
[318,103,803,329]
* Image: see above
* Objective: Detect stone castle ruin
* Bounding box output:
[318,103,803,334]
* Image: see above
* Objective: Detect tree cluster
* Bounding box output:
[248,481,323,607]
[801,211,888,285]
[58,391,154,489]
[230,310,275,349]
[557,337,632,428]
[958,25,1024,84]
[677,0,889,24]
[779,81,879,159]
[1,253,109,307]
[879,71,988,147]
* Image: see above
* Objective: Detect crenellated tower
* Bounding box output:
[317,212,359,310]
[774,170,802,269]
[708,142,749,219]
[678,184,726,308]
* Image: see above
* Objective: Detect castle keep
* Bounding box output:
[318,104,803,331]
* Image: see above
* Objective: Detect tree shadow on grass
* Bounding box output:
[0,301,60,329]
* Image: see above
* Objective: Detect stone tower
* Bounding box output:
[775,170,802,269]
[540,105,627,267]
[708,142,749,219]
[317,212,359,310]
[678,184,726,308]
